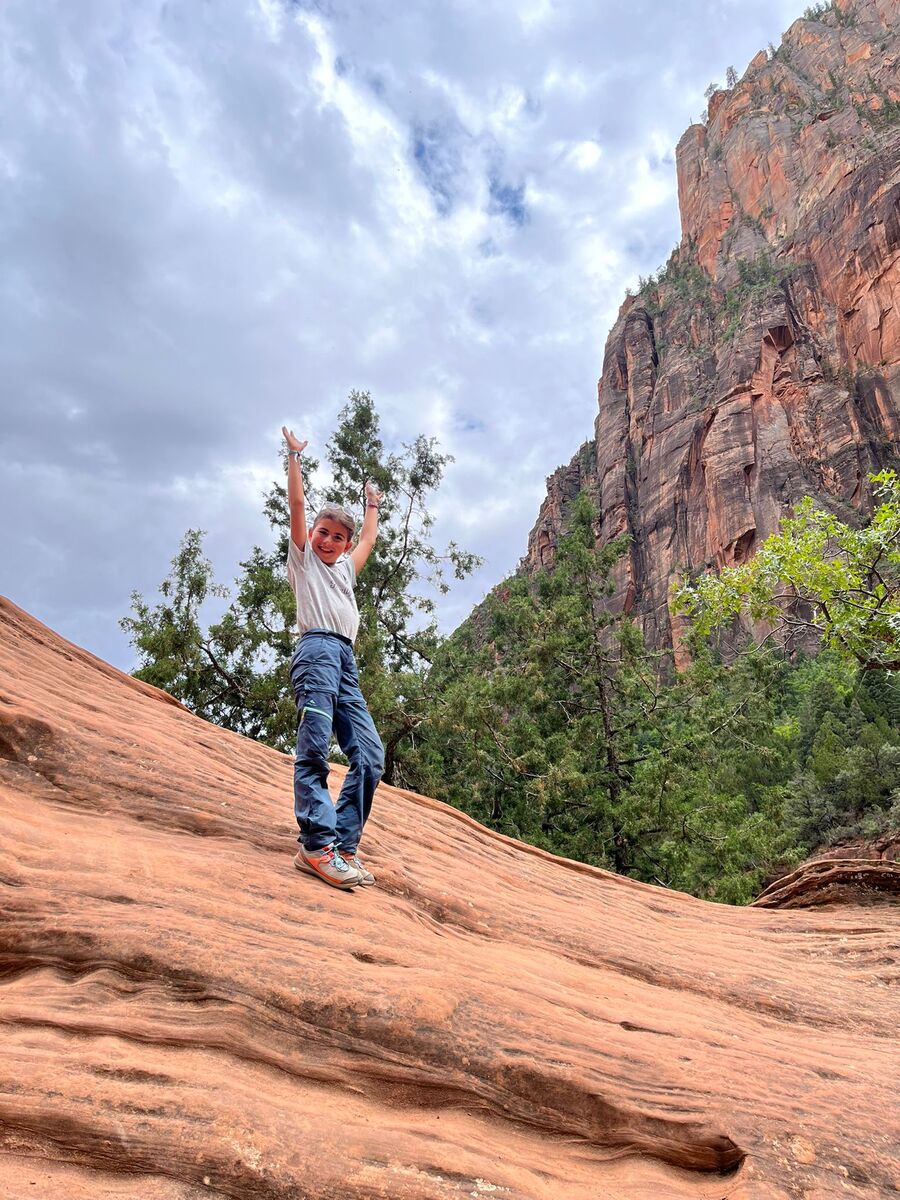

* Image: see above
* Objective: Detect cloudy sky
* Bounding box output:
[1,0,801,670]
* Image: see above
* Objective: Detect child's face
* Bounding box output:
[309,517,352,564]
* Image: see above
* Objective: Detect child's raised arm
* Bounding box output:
[282,426,309,550]
[350,480,383,575]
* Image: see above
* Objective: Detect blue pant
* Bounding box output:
[289,630,385,853]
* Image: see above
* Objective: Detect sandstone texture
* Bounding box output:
[2,596,900,1197]
[754,833,900,907]
[526,0,900,652]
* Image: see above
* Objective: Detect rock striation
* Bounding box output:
[526,0,900,652]
[2,596,900,1197]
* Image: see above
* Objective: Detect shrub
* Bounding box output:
[803,1,856,24]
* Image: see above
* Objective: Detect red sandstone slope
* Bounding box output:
[526,0,900,653]
[1,596,899,1198]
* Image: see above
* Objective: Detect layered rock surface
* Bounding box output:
[526,0,900,652]
[2,596,900,1198]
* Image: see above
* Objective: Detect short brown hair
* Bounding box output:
[313,503,355,539]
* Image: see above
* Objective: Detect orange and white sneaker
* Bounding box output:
[294,844,360,889]
[342,852,375,886]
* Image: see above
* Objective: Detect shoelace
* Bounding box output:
[328,847,352,872]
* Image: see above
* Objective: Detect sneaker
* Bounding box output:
[294,844,360,890]
[342,853,375,886]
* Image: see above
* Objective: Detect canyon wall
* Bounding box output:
[525,0,900,651]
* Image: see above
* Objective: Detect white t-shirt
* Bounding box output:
[287,538,359,642]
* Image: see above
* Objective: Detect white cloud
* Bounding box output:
[0,0,800,668]
[569,140,603,170]
[620,153,677,217]
[518,0,559,33]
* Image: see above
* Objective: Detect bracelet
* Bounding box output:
[289,450,302,461]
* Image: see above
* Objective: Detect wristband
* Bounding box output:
[289,450,302,461]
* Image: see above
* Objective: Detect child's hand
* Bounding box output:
[364,480,384,507]
[282,427,308,455]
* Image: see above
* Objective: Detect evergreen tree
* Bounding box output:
[122,391,480,779]
[413,492,798,900]
[784,661,900,848]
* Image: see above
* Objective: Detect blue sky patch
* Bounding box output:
[489,176,527,226]
[412,121,464,216]
[454,413,487,434]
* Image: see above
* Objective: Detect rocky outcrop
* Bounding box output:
[2,596,900,1197]
[525,0,900,652]
[526,442,598,571]
[753,833,900,906]
[753,855,900,907]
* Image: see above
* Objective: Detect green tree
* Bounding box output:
[122,390,480,780]
[118,529,252,729]
[674,470,900,672]
[784,663,900,849]
[414,492,797,900]
[414,495,657,867]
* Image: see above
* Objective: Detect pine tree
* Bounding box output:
[121,391,480,780]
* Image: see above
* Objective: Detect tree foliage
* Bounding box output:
[674,470,900,671]
[408,494,809,902]
[781,660,900,847]
[122,391,480,778]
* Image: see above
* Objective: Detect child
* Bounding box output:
[282,425,385,890]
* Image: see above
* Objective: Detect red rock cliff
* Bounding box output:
[526,0,900,651]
